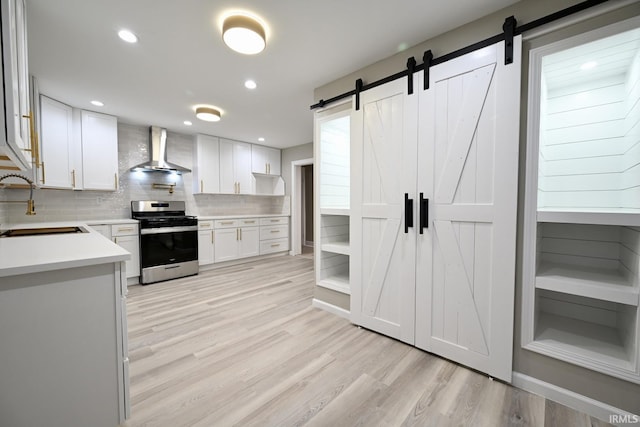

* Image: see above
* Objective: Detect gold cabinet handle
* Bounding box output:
[270,230,279,233]
[115,173,118,189]
[236,228,239,240]
[211,230,215,244]
[71,169,76,187]
[220,221,234,225]
[201,180,204,193]
[118,227,134,232]
[270,219,279,222]
[271,243,280,248]
[244,220,255,224]
[239,228,242,240]
[41,161,45,184]
[265,163,268,174]
[114,237,118,244]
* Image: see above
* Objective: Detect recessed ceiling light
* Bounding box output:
[183,120,193,126]
[195,107,221,122]
[245,80,257,89]
[91,100,104,107]
[580,61,597,71]
[118,29,138,43]
[222,14,266,55]
[258,137,265,142]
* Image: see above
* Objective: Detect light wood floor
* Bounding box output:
[122,255,610,427]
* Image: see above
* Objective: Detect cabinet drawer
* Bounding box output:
[260,217,289,226]
[111,223,139,236]
[198,220,213,230]
[260,224,289,241]
[239,218,259,227]
[260,238,289,255]
[214,219,238,229]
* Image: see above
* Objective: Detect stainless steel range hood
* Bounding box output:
[130,126,191,173]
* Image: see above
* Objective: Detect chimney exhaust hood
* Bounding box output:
[130,126,191,173]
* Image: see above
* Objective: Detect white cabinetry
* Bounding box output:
[522,22,640,384]
[39,96,74,188]
[193,134,220,194]
[220,139,252,194]
[198,220,215,266]
[259,216,289,255]
[0,0,32,172]
[251,144,280,175]
[89,222,140,283]
[81,110,118,190]
[203,216,289,265]
[213,218,259,262]
[112,224,140,280]
[38,96,118,191]
[314,105,351,295]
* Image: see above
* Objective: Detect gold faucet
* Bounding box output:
[0,173,36,215]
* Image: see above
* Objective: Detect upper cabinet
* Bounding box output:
[80,110,118,190]
[39,96,74,189]
[219,139,252,194]
[38,95,118,191]
[193,134,220,194]
[251,145,280,176]
[0,0,32,172]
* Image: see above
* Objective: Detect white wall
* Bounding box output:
[2,123,287,223]
[538,48,640,211]
[623,49,640,209]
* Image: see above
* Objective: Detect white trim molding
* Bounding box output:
[512,373,639,426]
[311,298,350,320]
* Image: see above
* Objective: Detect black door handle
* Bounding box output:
[420,193,429,234]
[404,193,413,233]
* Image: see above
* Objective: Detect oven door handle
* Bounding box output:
[140,225,198,235]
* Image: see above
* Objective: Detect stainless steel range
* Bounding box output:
[131,201,198,284]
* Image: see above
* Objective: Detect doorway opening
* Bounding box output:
[290,157,314,256]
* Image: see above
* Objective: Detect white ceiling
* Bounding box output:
[26,0,519,149]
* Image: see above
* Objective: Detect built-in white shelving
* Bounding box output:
[522,21,640,384]
[315,106,352,296]
[536,261,639,305]
[538,209,640,227]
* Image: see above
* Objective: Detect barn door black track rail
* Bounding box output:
[310,0,609,111]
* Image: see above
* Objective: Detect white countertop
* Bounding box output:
[0,221,130,278]
[197,214,289,220]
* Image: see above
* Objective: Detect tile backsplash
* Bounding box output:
[1,123,289,224]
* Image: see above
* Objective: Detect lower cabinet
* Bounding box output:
[89,222,140,282]
[213,219,260,263]
[197,220,215,266]
[199,216,289,266]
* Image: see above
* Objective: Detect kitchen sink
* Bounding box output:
[0,226,88,237]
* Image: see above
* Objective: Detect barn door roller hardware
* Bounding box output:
[310,0,609,110]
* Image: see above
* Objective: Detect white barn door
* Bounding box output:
[351,78,418,344]
[415,38,522,382]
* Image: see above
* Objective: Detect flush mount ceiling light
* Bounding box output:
[244,79,257,89]
[91,100,104,107]
[118,29,138,43]
[183,120,193,126]
[222,14,266,55]
[580,61,598,70]
[195,107,221,122]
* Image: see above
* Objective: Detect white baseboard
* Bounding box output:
[311,298,350,320]
[512,373,638,426]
